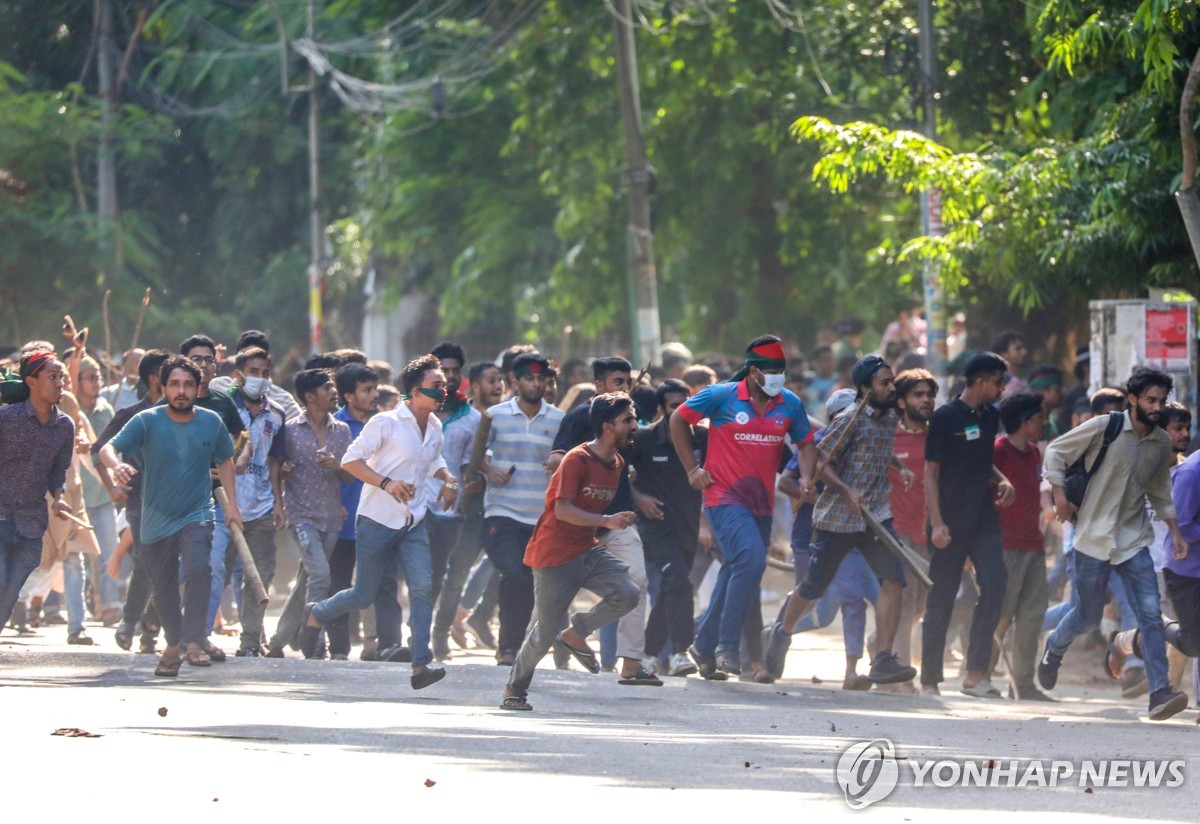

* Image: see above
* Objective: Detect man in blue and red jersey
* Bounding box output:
[670,335,817,678]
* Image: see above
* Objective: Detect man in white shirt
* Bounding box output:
[300,355,458,690]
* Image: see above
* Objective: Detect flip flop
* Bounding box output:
[500,694,533,711]
[154,656,182,677]
[553,635,600,674]
[618,667,663,686]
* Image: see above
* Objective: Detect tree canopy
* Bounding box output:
[2,1,1195,361]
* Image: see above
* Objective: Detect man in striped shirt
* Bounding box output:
[482,352,565,665]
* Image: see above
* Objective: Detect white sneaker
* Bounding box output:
[668,652,698,677]
[641,656,662,674]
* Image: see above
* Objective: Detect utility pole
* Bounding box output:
[612,0,662,367]
[97,0,119,232]
[307,0,324,353]
[918,0,946,391]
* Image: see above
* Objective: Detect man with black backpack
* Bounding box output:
[1039,366,1189,721]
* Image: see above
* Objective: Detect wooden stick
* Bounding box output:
[861,510,932,587]
[460,411,492,508]
[59,510,95,531]
[102,288,114,383]
[634,361,651,387]
[812,394,868,482]
[128,288,151,353]
[213,487,269,607]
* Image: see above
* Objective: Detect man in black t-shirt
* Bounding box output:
[922,352,1015,697]
[180,335,246,449]
[546,356,657,684]
[628,379,707,677]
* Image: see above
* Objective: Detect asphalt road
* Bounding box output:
[4,621,1198,821]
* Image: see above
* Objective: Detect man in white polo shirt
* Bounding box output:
[300,354,459,690]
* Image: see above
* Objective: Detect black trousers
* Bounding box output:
[640,522,696,658]
[482,516,536,655]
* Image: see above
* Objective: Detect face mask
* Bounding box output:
[416,387,446,404]
[759,373,786,397]
[242,376,270,401]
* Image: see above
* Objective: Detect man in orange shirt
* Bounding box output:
[500,393,642,711]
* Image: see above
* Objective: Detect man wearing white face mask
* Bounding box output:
[669,335,818,678]
[212,346,289,657]
[209,330,301,420]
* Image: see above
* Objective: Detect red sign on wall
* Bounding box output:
[1145,306,1191,371]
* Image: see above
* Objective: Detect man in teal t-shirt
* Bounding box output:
[101,357,242,676]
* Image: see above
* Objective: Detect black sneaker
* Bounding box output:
[687,644,728,681]
[411,666,446,690]
[763,623,791,680]
[867,652,917,684]
[235,647,262,657]
[1037,641,1062,691]
[67,630,96,646]
[1148,689,1189,721]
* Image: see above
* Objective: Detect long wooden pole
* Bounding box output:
[128,288,150,353]
[213,487,269,607]
[459,411,493,509]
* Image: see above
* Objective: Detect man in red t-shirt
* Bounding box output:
[501,394,642,710]
[991,392,1053,701]
[887,368,937,682]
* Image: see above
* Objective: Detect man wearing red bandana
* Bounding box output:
[670,335,817,678]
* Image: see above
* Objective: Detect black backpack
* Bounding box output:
[1063,411,1124,509]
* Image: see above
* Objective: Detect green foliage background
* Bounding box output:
[2,1,1197,361]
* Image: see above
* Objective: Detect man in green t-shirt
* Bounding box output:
[102,357,242,677]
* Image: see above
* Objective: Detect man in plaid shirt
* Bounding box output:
[765,356,919,685]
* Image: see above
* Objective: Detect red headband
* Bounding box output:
[21,351,54,379]
[750,341,787,362]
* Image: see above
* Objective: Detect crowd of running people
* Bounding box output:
[2,314,1197,719]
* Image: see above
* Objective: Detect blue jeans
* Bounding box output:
[271,524,339,651]
[313,515,435,667]
[0,518,42,628]
[63,552,89,634]
[1047,548,1168,695]
[1042,552,1145,670]
[86,502,121,611]
[205,505,243,636]
[694,505,771,657]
